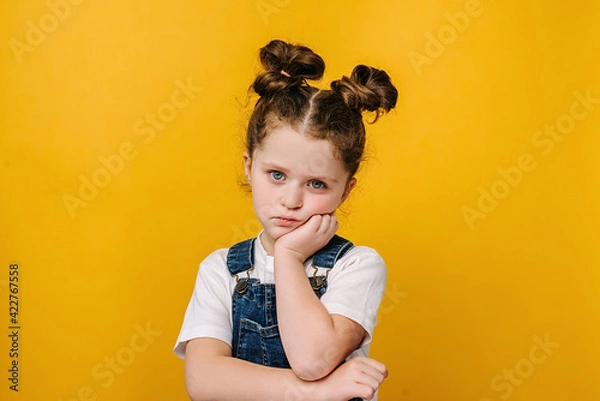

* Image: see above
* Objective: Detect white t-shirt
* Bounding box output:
[174,231,387,363]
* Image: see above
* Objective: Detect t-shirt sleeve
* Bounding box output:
[173,249,232,359]
[319,246,387,347]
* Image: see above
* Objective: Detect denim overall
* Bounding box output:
[227,234,362,401]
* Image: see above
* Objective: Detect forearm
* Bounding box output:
[274,250,359,380]
[185,339,317,401]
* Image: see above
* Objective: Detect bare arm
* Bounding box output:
[184,338,315,401]
[273,214,369,381]
[274,249,365,380]
[184,338,387,401]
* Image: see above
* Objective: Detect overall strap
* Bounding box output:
[226,238,255,275]
[226,234,354,274]
[311,234,354,269]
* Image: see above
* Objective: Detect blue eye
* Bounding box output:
[270,171,284,181]
[309,180,326,189]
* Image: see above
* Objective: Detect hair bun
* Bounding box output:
[331,65,398,120]
[253,40,325,97]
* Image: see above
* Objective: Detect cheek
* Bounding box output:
[307,195,340,214]
[252,182,278,211]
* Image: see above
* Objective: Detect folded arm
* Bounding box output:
[274,250,366,381]
[184,338,386,401]
[272,215,386,381]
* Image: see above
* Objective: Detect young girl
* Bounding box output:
[174,39,398,401]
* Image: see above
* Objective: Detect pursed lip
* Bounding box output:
[274,216,299,222]
[274,216,299,227]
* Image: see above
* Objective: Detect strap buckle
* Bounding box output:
[232,265,254,295]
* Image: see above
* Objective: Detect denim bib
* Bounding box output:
[227,235,362,400]
[227,235,353,369]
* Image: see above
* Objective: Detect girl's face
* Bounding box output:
[244,125,356,256]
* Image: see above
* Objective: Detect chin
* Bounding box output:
[267,226,293,240]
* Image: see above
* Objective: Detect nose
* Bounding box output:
[280,185,303,209]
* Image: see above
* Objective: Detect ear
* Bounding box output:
[243,152,252,184]
[340,177,357,204]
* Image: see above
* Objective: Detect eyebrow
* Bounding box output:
[260,162,339,183]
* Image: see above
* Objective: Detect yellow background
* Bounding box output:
[1,0,598,400]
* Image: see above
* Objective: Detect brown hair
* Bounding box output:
[246,39,398,182]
